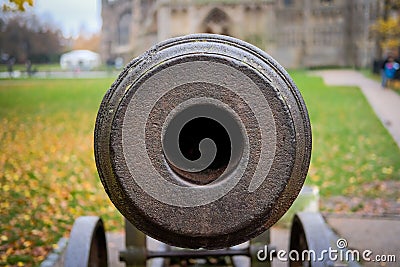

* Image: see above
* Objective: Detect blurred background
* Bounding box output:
[0,0,399,72]
[1,1,400,266]
[99,0,399,69]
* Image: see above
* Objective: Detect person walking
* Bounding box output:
[381,56,400,88]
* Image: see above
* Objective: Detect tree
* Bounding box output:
[372,17,400,53]
[372,0,400,57]
[0,14,64,63]
[72,33,101,53]
[2,0,33,12]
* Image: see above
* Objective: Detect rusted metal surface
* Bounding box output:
[94,34,312,250]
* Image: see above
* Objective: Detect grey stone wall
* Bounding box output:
[101,0,380,68]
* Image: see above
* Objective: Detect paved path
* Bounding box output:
[325,214,400,267]
[313,70,400,150]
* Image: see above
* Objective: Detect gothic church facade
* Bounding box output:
[101,0,380,68]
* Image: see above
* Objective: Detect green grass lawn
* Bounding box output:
[291,71,400,198]
[0,78,122,266]
[0,73,399,266]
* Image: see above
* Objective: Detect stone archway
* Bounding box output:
[202,8,231,35]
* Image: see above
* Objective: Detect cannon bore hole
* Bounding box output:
[171,117,231,185]
[179,117,231,169]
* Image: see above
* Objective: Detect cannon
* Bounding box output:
[64,34,339,267]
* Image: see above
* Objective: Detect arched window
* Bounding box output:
[202,8,231,35]
[118,12,131,45]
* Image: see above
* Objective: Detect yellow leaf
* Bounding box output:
[2,184,10,192]
[1,202,10,209]
[24,190,31,198]
[382,166,393,175]
[23,240,32,247]
[36,255,45,261]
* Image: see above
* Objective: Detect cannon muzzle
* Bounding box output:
[94,34,312,250]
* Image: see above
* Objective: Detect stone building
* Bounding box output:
[100,0,380,68]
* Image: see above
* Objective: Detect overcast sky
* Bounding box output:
[36,0,102,37]
[2,0,103,37]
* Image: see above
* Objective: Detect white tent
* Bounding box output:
[60,50,101,71]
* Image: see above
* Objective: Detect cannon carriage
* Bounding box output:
[64,34,336,267]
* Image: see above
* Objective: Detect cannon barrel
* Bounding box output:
[94,34,312,250]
